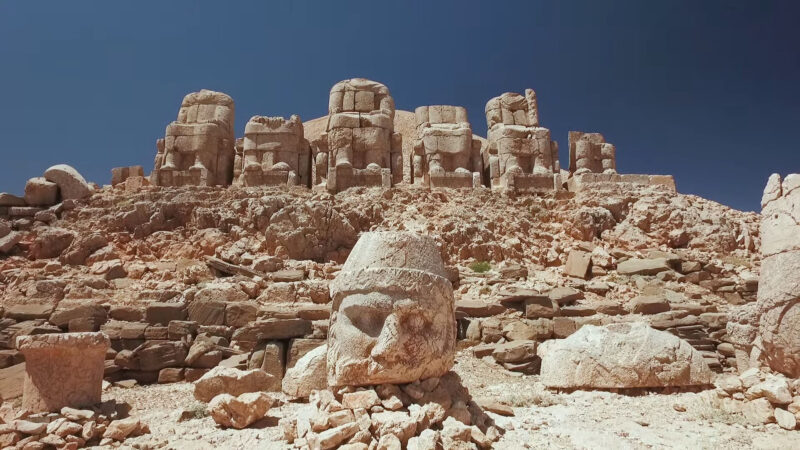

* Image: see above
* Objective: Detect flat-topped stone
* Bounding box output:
[16,332,110,412]
[44,164,92,200]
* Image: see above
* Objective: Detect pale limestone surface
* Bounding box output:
[412,105,482,188]
[152,89,235,187]
[317,78,403,192]
[24,177,58,206]
[483,89,560,192]
[282,344,327,397]
[327,232,455,386]
[568,131,617,175]
[235,115,310,187]
[43,164,92,200]
[539,323,712,389]
[16,332,109,412]
[758,173,800,377]
[207,391,273,429]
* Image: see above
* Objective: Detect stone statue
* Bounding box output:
[317,79,403,192]
[758,173,800,377]
[412,105,483,188]
[483,89,560,192]
[235,115,311,187]
[152,89,235,187]
[327,231,455,386]
[568,131,616,175]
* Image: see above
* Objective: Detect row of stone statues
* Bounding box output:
[151,79,620,193]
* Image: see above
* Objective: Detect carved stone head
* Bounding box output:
[327,231,456,387]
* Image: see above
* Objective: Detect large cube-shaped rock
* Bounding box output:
[412,106,482,189]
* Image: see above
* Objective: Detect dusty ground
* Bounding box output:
[110,351,798,450]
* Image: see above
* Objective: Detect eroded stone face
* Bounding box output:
[568,131,617,175]
[413,106,482,189]
[327,232,455,386]
[758,173,800,377]
[483,89,560,192]
[17,332,110,412]
[237,115,310,187]
[320,78,403,192]
[152,89,235,187]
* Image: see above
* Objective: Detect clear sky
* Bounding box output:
[1,1,798,211]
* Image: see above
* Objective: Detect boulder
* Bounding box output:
[616,258,671,276]
[628,295,670,315]
[540,323,712,389]
[24,177,58,206]
[564,250,592,279]
[30,227,75,259]
[194,366,275,402]
[0,231,21,254]
[282,344,327,398]
[43,164,92,200]
[208,392,273,429]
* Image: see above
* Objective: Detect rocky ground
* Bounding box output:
[105,350,797,449]
[3,178,797,449]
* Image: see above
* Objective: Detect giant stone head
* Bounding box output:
[327,231,456,387]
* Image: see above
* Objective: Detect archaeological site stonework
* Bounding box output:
[1,78,799,447]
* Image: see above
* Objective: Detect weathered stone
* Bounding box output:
[152,89,235,187]
[328,232,455,386]
[628,295,670,315]
[208,392,273,429]
[30,227,75,259]
[758,173,800,377]
[187,299,226,326]
[0,231,21,254]
[547,287,582,305]
[616,258,671,276]
[412,105,482,189]
[43,164,92,200]
[16,332,109,412]
[540,323,712,389]
[491,340,537,364]
[145,302,187,325]
[232,318,311,342]
[224,301,258,327]
[282,344,327,398]
[24,177,58,206]
[236,115,310,187]
[49,304,107,330]
[564,250,592,279]
[194,367,274,402]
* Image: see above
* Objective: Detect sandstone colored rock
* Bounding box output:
[757,173,800,377]
[24,177,58,206]
[317,78,403,192]
[208,391,273,429]
[194,366,274,402]
[16,332,109,412]
[483,88,560,193]
[43,164,92,200]
[236,115,311,187]
[564,250,592,279]
[412,105,482,189]
[568,131,617,175]
[540,323,712,389]
[328,231,455,386]
[152,89,235,187]
[282,344,327,398]
[616,258,671,276]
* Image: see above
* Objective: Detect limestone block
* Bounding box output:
[194,366,274,403]
[43,165,91,200]
[24,177,58,206]
[540,323,712,389]
[282,344,327,398]
[328,232,455,386]
[758,173,800,377]
[17,332,110,412]
[208,391,273,429]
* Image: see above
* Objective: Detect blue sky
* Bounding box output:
[1,1,798,211]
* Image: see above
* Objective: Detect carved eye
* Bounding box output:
[342,304,389,338]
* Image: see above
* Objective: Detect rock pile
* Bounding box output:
[280,373,502,450]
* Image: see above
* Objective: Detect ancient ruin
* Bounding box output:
[0,79,798,447]
[327,231,456,386]
[151,89,235,187]
[757,173,800,377]
[315,78,403,192]
[483,89,561,192]
[16,332,109,412]
[235,115,311,187]
[412,105,483,188]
